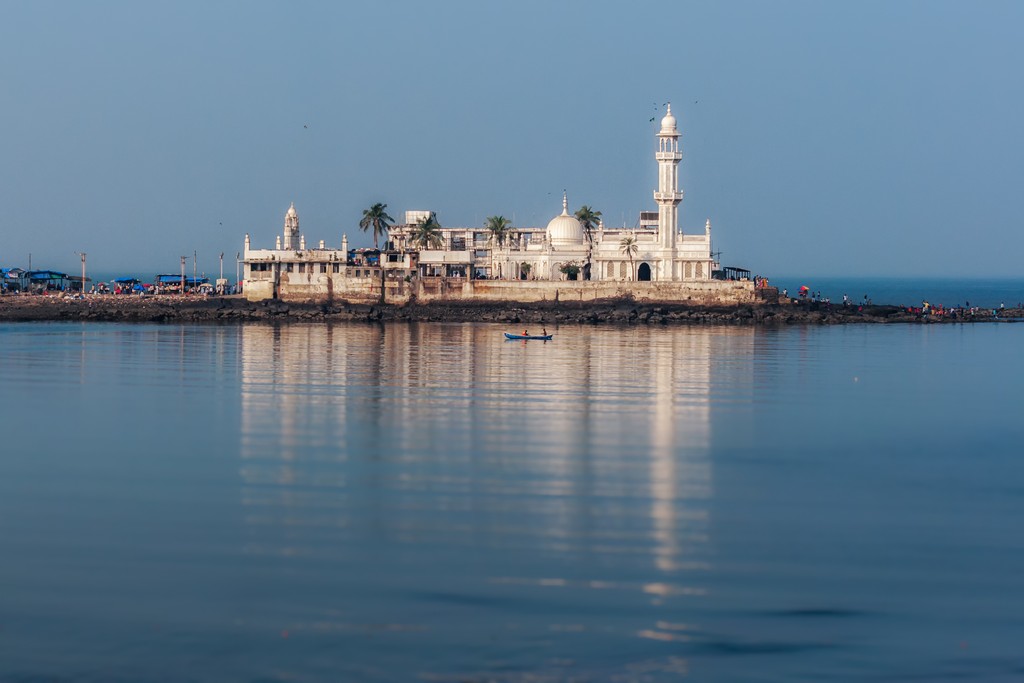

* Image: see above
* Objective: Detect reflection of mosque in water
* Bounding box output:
[239,324,754,584]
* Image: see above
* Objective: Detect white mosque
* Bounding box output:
[390,103,717,283]
[242,104,752,304]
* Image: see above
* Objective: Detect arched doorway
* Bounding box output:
[637,262,652,281]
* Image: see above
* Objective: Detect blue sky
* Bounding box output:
[2,0,1022,278]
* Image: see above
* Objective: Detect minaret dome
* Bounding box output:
[659,103,678,135]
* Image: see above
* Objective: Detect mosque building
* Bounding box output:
[241,104,754,304]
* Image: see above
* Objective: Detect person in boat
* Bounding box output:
[523,329,529,337]
[542,327,547,337]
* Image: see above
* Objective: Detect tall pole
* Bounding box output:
[219,252,224,281]
[180,256,186,295]
[235,252,240,293]
[80,252,86,294]
[193,250,197,289]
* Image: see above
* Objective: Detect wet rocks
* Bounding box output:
[0,294,1018,326]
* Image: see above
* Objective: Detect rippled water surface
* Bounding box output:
[1,321,1023,682]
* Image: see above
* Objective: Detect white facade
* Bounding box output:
[241,204,418,302]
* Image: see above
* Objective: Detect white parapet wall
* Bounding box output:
[247,273,755,306]
[428,279,757,305]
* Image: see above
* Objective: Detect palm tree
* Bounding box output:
[411,214,444,250]
[575,206,601,280]
[574,205,602,244]
[485,215,511,247]
[359,203,394,250]
[619,235,638,281]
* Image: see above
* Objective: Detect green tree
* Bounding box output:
[412,214,444,250]
[559,261,581,281]
[575,206,601,280]
[619,235,638,281]
[359,203,394,250]
[574,205,602,244]
[485,215,511,247]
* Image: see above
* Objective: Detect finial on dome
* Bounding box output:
[666,102,672,115]
[562,190,568,215]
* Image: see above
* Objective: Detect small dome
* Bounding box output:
[659,103,677,134]
[546,193,585,246]
[286,202,297,217]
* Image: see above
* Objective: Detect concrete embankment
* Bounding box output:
[1,295,1021,325]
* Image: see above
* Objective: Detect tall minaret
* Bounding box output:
[282,202,300,250]
[654,104,683,250]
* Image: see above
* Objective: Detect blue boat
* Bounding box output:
[504,332,553,341]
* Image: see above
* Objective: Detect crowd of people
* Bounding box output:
[785,285,1020,318]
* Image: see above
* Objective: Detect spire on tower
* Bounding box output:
[562,190,568,215]
[654,101,684,250]
[283,202,300,250]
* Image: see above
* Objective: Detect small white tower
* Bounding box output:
[282,202,300,250]
[654,104,684,251]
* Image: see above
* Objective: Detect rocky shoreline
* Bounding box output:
[1,294,1021,325]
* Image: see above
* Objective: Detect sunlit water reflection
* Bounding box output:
[1,321,1022,682]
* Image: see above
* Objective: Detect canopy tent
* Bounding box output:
[712,266,751,281]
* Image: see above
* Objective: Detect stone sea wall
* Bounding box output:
[1,294,1021,325]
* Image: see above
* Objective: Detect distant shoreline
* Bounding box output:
[1,294,1021,325]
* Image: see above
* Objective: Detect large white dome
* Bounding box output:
[546,194,585,246]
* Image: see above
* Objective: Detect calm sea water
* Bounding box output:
[1,320,1023,682]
